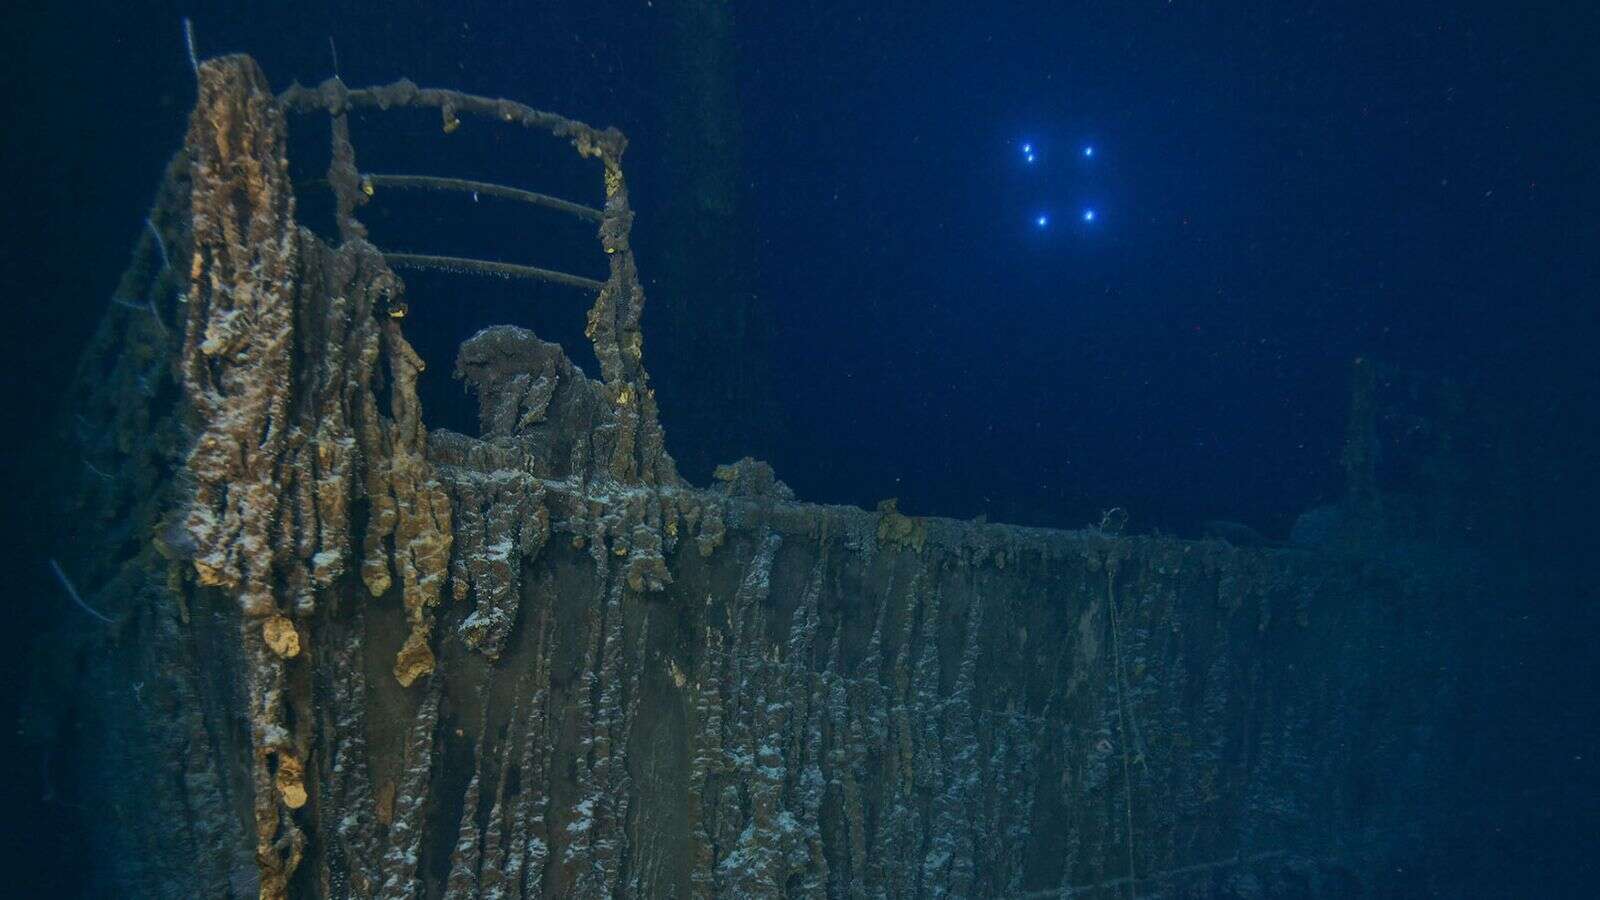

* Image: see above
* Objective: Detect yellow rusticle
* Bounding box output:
[393,631,436,687]
[263,615,300,658]
[275,753,308,809]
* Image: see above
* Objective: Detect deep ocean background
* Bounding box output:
[2,1,1596,894]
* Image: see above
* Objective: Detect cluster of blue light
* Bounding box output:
[1020,139,1099,230]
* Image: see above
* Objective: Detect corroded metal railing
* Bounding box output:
[280,77,614,293]
[281,76,671,487]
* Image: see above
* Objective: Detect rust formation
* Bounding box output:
[169,53,691,897]
[32,54,1481,899]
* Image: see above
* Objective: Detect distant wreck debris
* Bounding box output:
[34,54,1473,898]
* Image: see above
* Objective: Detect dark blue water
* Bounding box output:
[3,1,1595,894]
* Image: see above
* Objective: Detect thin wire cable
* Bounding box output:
[48,559,114,625]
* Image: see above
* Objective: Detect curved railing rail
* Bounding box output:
[280,76,671,485]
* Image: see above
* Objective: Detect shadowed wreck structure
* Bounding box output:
[29,55,1480,898]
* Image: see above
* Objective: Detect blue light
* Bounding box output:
[1025,152,1037,163]
[1082,209,1097,223]
[1035,214,1050,228]
[1021,142,1033,154]
[1083,145,1095,158]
